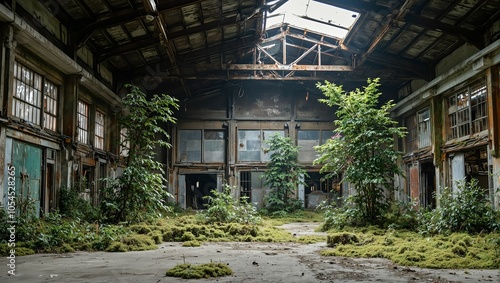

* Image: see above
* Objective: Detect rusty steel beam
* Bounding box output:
[191,64,353,71]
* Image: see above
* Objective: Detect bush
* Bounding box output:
[200,184,261,224]
[418,179,500,235]
[384,200,419,230]
[319,197,365,230]
[59,186,100,222]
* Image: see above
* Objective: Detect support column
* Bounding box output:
[0,24,15,207]
[60,74,81,189]
[486,65,500,209]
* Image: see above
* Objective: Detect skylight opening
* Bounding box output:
[266,0,360,39]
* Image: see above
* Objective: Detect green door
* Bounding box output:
[12,140,42,218]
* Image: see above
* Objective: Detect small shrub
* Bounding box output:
[165,262,232,279]
[319,198,364,230]
[200,184,261,224]
[418,179,500,235]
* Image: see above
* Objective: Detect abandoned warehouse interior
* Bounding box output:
[0,0,499,215]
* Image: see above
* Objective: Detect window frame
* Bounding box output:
[447,80,487,140]
[237,129,285,162]
[296,129,333,163]
[94,110,105,150]
[77,100,89,144]
[178,129,226,163]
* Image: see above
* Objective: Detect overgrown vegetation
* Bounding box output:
[165,262,233,279]
[418,179,500,235]
[197,184,261,224]
[322,228,499,269]
[100,84,179,223]
[262,133,307,214]
[314,78,406,225]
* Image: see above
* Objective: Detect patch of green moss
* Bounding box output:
[0,245,35,256]
[320,229,499,269]
[148,230,163,244]
[182,240,201,247]
[296,235,327,244]
[106,234,157,252]
[129,224,153,234]
[165,262,232,279]
[327,232,359,247]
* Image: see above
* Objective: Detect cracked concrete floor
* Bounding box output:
[1,223,499,283]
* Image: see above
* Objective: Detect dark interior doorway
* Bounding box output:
[185,174,218,209]
[420,162,436,209]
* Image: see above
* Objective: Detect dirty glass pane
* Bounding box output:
[238,130,261,162]
[203,130,224,162]
[298,130,320,163]
[179,130,201,162]
[262,130,284,162]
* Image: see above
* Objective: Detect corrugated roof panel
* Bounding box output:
[181,3,202,28]
[205,28,223,47]
[173,37,192,54]
[106,26,130,44]
[124,20,147,38]
[83,0,109,15]
[162,9,184,33]
[188,33,207,51]
[201,0,220,23]
[140,47,159,63]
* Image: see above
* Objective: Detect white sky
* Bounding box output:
[266,0,360,38]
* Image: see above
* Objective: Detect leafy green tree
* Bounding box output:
[314,78,406,224]
[263,133,307,213]
[101,85,179,223]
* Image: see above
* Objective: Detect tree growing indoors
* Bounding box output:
[314,78,406,224]
[262,133,307,213]
[100,85,179,223]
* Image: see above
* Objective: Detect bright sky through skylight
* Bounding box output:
[266,0,359,39]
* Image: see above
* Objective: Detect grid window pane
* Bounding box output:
[95,111,105,150]
[77,101,89,144]
[12,62,42,125]
[448,80,487,140]
[179,130,201,162]
[203,130,224,162]
[418,108,431,148]
[298,130,320,162]
[43,80,58,131]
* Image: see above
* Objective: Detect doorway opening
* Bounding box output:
[185,174,218,209]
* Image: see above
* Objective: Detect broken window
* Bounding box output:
[94,111,105,150]
[448,80,487,139]
[12,62,43,125]
[77,100,89,144]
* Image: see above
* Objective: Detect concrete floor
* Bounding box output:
[1,223,499,283]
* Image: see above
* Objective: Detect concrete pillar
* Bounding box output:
[60,74,81,189]
[486,65,500,209]
[0,24,15,207]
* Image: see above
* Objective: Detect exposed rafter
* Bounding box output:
[403,14,484,50]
